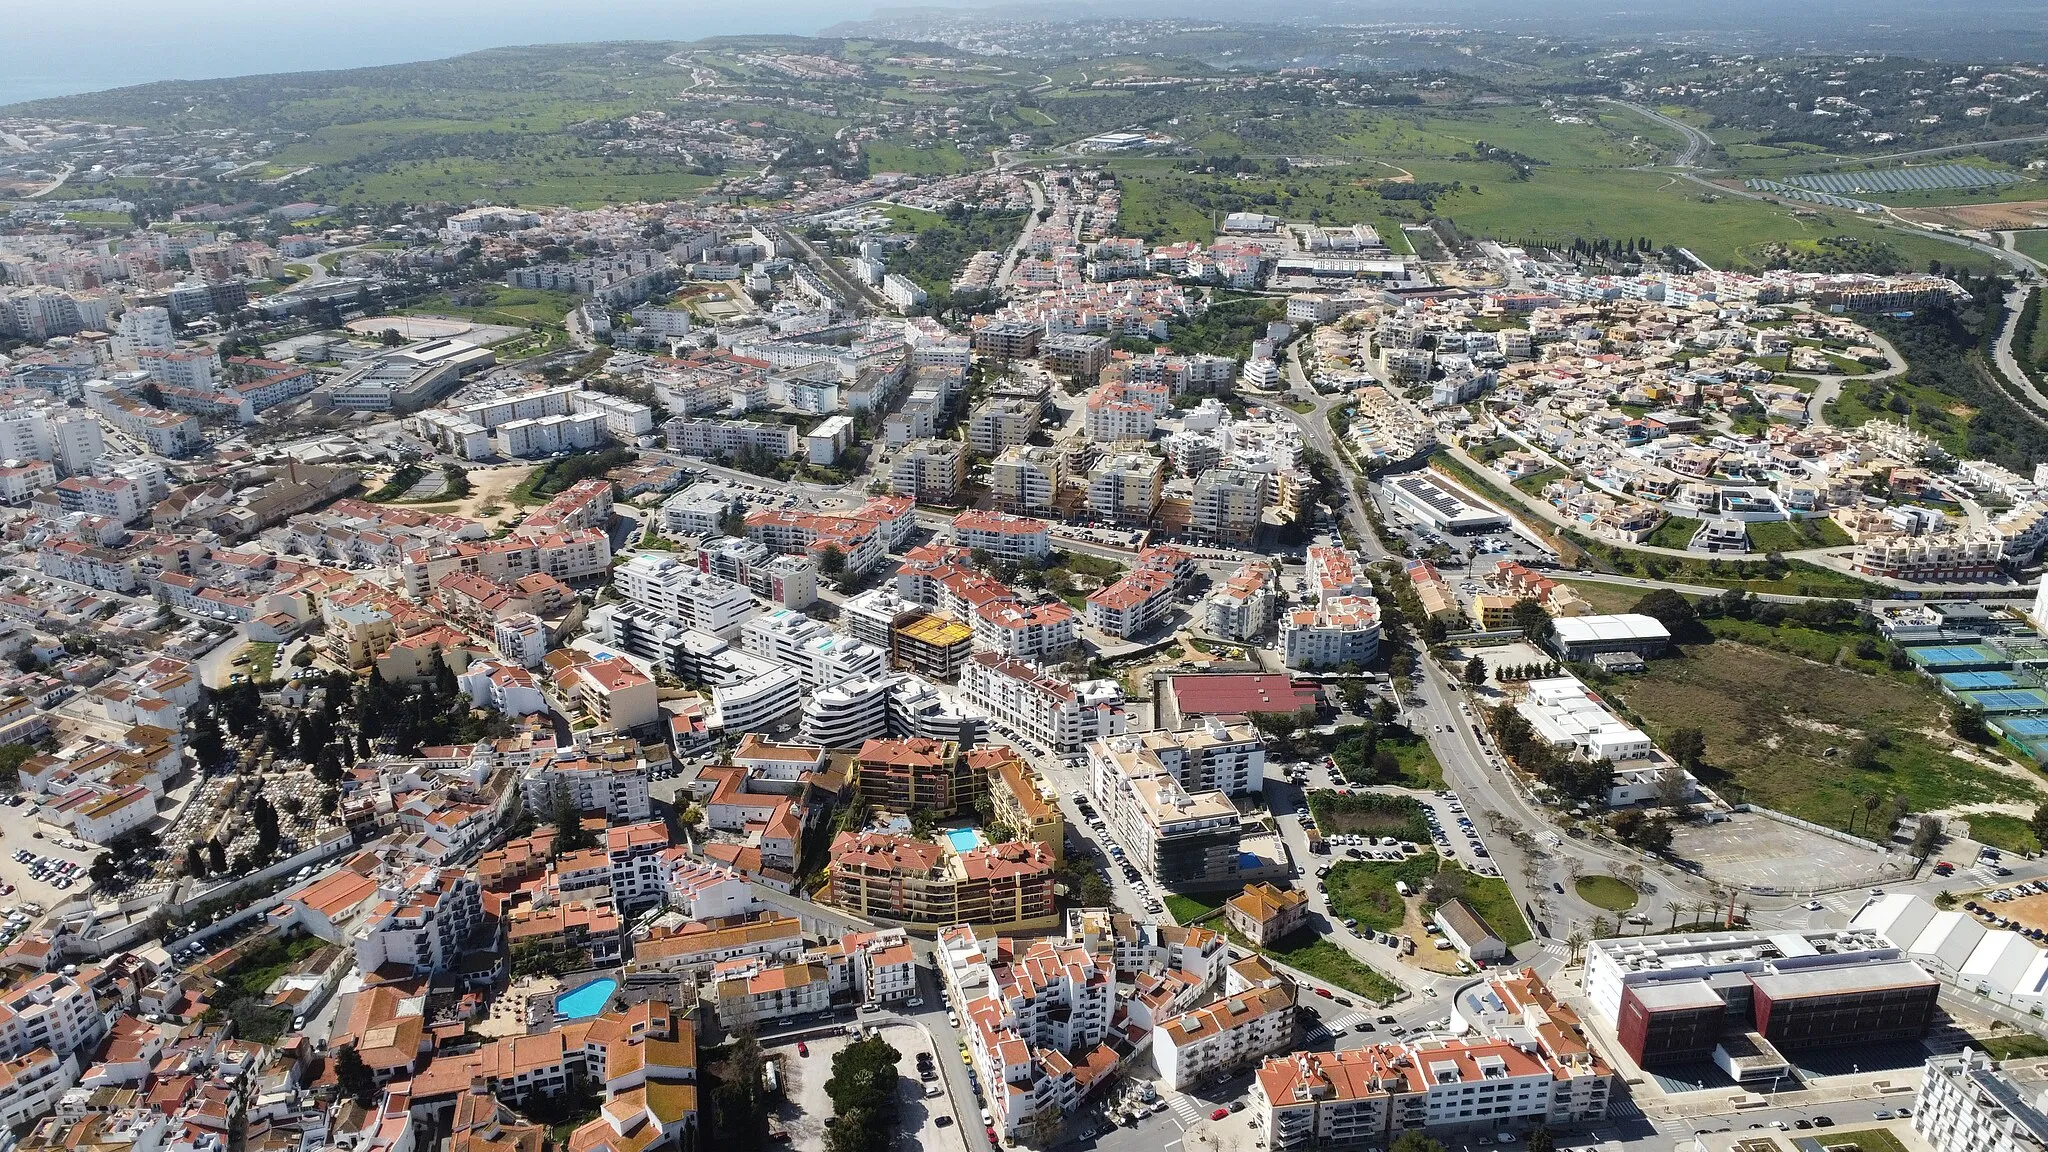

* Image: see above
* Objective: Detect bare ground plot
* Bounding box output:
[405,463,540,526]
[1602,640,2041,830]
[1895,199,2048,231]
[1982,890,2048,934]
[1668,811,1898,895]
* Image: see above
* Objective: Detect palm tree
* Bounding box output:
[1863,792,1884,835]
[1565,928,1588,965]
[1591,915,1614,940]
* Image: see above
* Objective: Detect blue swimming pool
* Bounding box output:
[944,828,987,853]
[556,977,617,1019]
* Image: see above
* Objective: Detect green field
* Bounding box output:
[1976,1031,2048,1060]
[1324,855,1442,934]
[1815,1131,1908,1152]
[406,285,577,328]
[1377,734,1445,790]
[1164,892,1228,924]
[1744,517,1853,552]
[2016,230,2048,267]
[1965,813,2041,855]
[1264,930,1404,1004]
[1574,875,1639,912]
[1323,852,1532,946]
[1603,639,2042,829]
[1558,579,1653,614]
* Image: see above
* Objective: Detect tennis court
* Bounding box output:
[1941,670,2020,691]
[1908,644,2008,670]
[1960,687,2048,714]
[1997,716,2048,762]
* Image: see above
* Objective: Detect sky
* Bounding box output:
[0,0,952,105]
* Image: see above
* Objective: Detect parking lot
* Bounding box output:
[0,805,99,914]
[1668,810,1900,892]
[774,1022,968,1152]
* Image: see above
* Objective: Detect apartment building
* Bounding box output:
[664,417,799,460]
[974,599,1079,661]
[1191,468,1268,545]
[953,510,1052,564]
[978,745,1064,861]
[634,914,806,978]
[991,445,1063,515]
[972,320,1043,360]
[890,438,971,503]
[548,650,659,734]
[853,736,988,815]
[1041,333,1113,380]
[1087,452,1167,524]
[1280,595,1382,671]
[740,609,889,692]
[1084,380,1168,443]
[968,399,1042,456]
[1083,544,1191,637]
[1088,732,1243,891]
[520,740,653,823]
[1204,562,1279,641]
[0,973,107,1062]
[1915,1049,2048,1152]
[710,959,832,1028]
[960,651,1128,753]
[612,554,760,639]
[891,611,975,681]
[1257,1033,1613,1147]
[354,866,488,980]
[1156,985,1297,1090]
[828,830,1057,929]
[938,927,1120,1144]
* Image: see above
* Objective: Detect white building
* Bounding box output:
[1915,1049,2048,1152]
[353,866,486,978]
[520,743,653,823]
[1155,986,1296,1090]
[613,554,761,638]
[960,651,1127,753]
[952,510,1052,564]
[1279,596,1381,670]
[1515,675,1654,762]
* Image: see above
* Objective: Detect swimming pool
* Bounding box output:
[556,977,617,1019]
[944,828,987,853]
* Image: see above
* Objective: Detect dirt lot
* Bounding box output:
[1896,199,2048,231]
[396,463,538,526]
[1986,890,2048,934]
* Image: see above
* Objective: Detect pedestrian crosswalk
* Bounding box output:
[1322,1010,1373,1033]
[1166,1093,1206,1126]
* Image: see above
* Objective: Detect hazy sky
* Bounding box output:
[0,0,940,105]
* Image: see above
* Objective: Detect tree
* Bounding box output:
[1954,702,1992,744]
[2031,802,2048,853]
[1463,655,1486,687]
[818,545,847,576]
[185,843,207,878]
[334,1043,377,1105]
[1248,711,1300,744]
[206,837,228,875]
[1630,588,1696,634]
[1909,815,1941,860]
[1846,740,1881,774]
[1508,597,1552,643]
[1526,1127,1556,1152]
[1371,749,1401,783]
[824,1035,901,1152]
[1666,727,1706,771]
[715,1030,770,1152]
[1391,1131,1447,1152]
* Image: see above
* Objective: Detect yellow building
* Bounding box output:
[892,611,975,681]
[973,746,1064,863]
[1472,594,1522,632]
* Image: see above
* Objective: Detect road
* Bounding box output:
[1601,100,1715,168]
[1990,284,2048,418]
[997,179,1047,288]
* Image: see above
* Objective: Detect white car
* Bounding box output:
[1805,900,1824,911]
